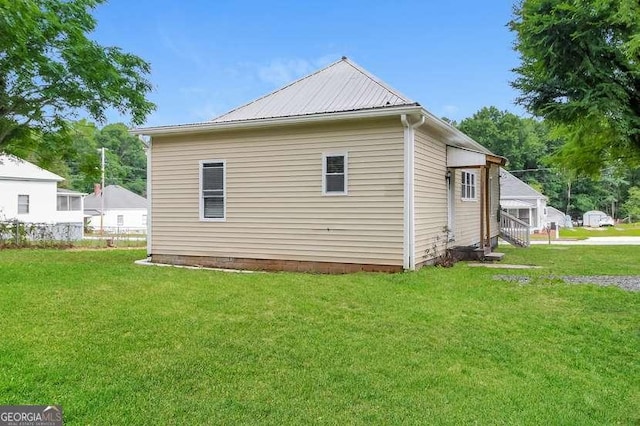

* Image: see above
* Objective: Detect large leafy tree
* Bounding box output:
[0,0,154,149]
[457,106,558,171]
[622,186,640,221]
[510,0,640,174]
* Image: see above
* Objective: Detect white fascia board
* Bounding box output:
[0,176,64,182]
[446,146,487,168]
[131,105,423,136]
[501,195,546,200]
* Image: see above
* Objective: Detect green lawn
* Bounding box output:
[0,247,638,425]
[560,222,640,239]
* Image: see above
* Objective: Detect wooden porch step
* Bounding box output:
[483,252,505,262]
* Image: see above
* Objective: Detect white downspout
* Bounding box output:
[401,114,425,271]
[139,135,152,256]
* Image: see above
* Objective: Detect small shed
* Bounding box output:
[583,210,608,227]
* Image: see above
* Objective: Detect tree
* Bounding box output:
[510,0,640,174]
[457,106,559,171]
[95,123,147,195]
[621,186,640,222]
[0,0,154,150]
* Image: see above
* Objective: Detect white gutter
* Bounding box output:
[401,113,425,271]
[131,105,423,136]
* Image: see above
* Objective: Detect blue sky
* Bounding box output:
[93,0,525,127]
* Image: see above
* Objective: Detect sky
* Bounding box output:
[92,0,526,127]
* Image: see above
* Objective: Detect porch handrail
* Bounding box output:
[499,210,530,247]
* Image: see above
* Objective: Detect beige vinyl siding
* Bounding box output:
[414,126,448,264]
[151,118,405,266]
[454,168,481,246]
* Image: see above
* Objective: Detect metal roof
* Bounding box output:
[0,154,64,182]
[57,188,85,195]
[133,57,498,158]
[84,185,147,211]
[501,199,535,209]
[547,206,566,219]
[500,168,545,199]
[212,57,418,123]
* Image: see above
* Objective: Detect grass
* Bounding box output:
[559,222,640,239]
[0,247,638,424]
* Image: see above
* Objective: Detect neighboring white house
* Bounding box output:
[84,185,148,233]
[547,206,571,228]
[0,154,84,239]
[500,168,548,233]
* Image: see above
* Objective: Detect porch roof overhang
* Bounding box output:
[446,146,507,168]
[501,199,535,209]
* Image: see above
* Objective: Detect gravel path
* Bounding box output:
[494,275,640,292]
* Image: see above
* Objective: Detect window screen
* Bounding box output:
[18,195,29,214]
[202,162,225,219]
[324,154,346,194]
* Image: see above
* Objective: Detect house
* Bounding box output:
[0,154,84,239]
[499,168,548,233]
[133,57,506,272]
[547,206,571,228]
[83,184,148,233]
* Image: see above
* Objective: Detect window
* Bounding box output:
[200,161,225,220]
[117,215,124,227]
[17,195,29,214]
[461,171,477,200]
[323,153,347,195]
[142,214,147,226]
[57,195,81,211]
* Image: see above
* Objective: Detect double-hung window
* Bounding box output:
[322,153,347,195]
[461,170,477,201]
[17,195,29,214]
[57,195,81,211]
[200,161,225,220]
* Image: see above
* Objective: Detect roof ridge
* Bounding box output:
[211,57,419,122]
[211,57,348,122]
[340,57,415,105]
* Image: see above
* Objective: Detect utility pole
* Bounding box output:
[99,147,106,236]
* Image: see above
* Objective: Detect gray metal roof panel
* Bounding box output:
[500,168,545,198]
[83,185,147,210]
[211,57,417,123]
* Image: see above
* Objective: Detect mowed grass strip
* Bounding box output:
[0,248,638,425]
[560,222,640,239]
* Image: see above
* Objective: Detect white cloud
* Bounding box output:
[189,102,222,122]
[256,55,337,87]
[443,104,459,115]
[257,59,314,87]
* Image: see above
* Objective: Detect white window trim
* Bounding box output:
[199,159,227,222]
[57,194,81,211]
[17,194,29,214]
[322,151,348,196]
[461,170,477,202]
